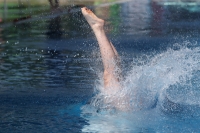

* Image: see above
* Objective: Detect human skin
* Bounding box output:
[81,7,131,111]
[81,7,121,92]
[81,7,185,113]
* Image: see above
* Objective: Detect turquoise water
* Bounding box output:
[0,0,200,132]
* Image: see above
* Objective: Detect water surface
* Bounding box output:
[0,0,200,132]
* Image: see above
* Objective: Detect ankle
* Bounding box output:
[91,19,105,31]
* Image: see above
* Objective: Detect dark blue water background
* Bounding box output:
[0,0,200,132]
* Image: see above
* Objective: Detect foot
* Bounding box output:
[81,7,104,30]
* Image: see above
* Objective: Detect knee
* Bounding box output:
[103,70,111,87]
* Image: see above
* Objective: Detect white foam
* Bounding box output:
[81,42,200,132]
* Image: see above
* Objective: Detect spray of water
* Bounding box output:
[81,42,200,132]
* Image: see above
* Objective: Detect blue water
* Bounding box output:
[0,0,200,132]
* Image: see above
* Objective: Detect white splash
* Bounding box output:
[81,43,200,132]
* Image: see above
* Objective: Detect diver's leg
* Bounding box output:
[81,7,120,89]
[110,41,119,57]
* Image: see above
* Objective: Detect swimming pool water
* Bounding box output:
[0,0,200,132]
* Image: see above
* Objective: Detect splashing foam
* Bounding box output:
[88,43,200,113]
[81,42,200,132]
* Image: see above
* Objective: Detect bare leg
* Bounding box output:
[81,7,121,91]
[110,41,119,57]
[81,7,131,111]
